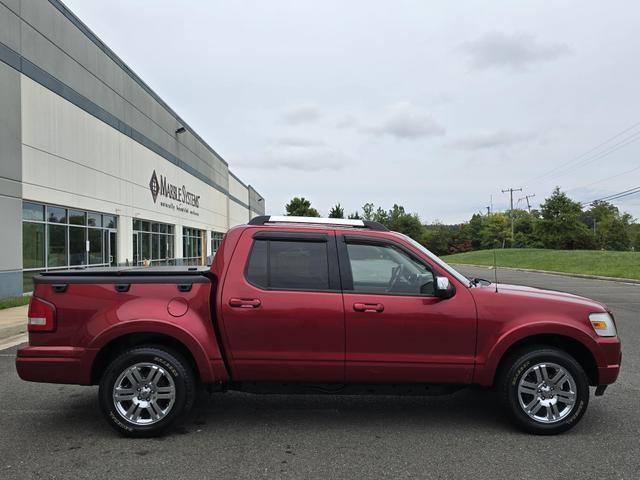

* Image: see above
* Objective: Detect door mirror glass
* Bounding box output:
[435,276,455,299]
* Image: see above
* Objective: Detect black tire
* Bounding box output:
[99,346,196,437]
[498,347,589,435]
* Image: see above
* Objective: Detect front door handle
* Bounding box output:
[353,302,384,313]
[229,298,261,308]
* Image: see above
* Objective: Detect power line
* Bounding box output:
[580,186,640,206]
[528,130,640,188]
[566,163,640,193]
[521,121,640,187]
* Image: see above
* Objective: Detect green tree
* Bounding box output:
[385,204,423,240]
[481,213,511,249]
[596,214,632,250]
[285,197,320,217]
[582,201,632,250]
[535,188,593,249]
[347,211,361,219]
[468,214,484,250]
[328,203,344,219]
[361,203,375,221]
[422,222,453,256]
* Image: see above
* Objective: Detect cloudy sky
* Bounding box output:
[64,0,640,223]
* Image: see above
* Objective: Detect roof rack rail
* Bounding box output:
[248,215,389,231]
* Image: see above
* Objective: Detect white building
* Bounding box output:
[0,0,265,298]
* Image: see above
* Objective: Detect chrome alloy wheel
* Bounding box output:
[517,362,577,424]
[112,362,176,425]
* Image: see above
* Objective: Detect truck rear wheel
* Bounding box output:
[498,347,589,435]
[98,346,196,437]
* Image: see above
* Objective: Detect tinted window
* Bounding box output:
[246,239,330,290]
[23,202,44,222]
[346,243,434,295]
[47,206,67,224]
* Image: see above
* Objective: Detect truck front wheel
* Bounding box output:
[98,346,196,437]
[498,347,589,435]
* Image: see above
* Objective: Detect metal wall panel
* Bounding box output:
[0,61,22,296]
[18,0,235,196]
[0,1,21,53]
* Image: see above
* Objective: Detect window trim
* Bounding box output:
[243,232,341,293]
[337,234,438,297]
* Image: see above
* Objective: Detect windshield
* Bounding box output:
[399,234,471,287]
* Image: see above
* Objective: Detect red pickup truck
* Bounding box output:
[17,216,621,437]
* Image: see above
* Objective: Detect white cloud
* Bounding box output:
[448,130,539,150]
[461,32,570,71]
[235,139,344,171]
[364,103,445,140]
[280,104,322,125]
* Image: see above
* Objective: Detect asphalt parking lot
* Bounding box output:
[1,267,638,479]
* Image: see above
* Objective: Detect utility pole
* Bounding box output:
[502,187,522,241]
[518,193,536,213]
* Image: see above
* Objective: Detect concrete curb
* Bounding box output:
[0,333,27,352]
[451,264,640,285]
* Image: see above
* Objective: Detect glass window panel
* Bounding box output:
[346,243,434,295]
[22,223,45,269]
[152,234,160,260]
[47,206,67,224]
[133,219,141,231]
[152,223,160,232]
[269,241,329,290]
[167,225,174,235]
[245,240,268,287]
[88,228,103,264]
[87,212,101,227]
[159,224,168,234]
[159,235,167,260]
[47,224,67,267]
[23,202,44,221]
[69,210,86,226]
[69,227,87,266]
[141,221,150,232]
[140,232,151,261]
[167,236,174,259]
[104,215,117,229]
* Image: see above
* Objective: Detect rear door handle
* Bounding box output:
[353,302,384,313]
[229,298,261,308]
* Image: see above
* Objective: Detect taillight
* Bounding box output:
[28,296,56,332]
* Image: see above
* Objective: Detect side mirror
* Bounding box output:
[435,276,455,299]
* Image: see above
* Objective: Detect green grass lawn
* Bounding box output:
[0,295,31,310]
[442,248,640,281]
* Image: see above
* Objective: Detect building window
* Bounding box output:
[211,232,224,255]
[183,227,203,266]
[133,219,175,266]
[22,201,118,293]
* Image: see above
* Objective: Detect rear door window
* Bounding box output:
[246,239,330,291]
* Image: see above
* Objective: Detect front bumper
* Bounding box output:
[594,337,622,385]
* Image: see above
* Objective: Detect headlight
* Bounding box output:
[589,312,617,337]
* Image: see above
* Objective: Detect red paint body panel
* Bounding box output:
[219,229,344,382]
[17,224,621,391]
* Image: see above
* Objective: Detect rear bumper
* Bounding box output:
[16,346,94,385]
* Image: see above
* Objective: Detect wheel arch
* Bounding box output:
[90,332,201,385]
[492,333,599,387]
